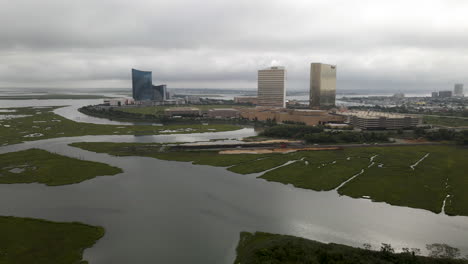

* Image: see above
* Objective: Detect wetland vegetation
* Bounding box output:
[259,124,391,144]
[0,216,104,264]
[0,149,122,186]
[70,142,468,216]
[423,116,468,128]
[234,232,468,264]
[0,106,240,146]
[79,104,254,125]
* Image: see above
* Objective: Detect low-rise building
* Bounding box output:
[185,96,201,104]
[234,96,258,105]
[136,98,185,106]
[339,111,421,130]
[286,100,307,107]
[240,107,344,126]
[325,123,352,129]
[438,91,452,98]
[164,107,200,117]
[207,108,240,118]
[104,98,135,106]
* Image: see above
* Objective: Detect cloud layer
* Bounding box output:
[1,0,467,91]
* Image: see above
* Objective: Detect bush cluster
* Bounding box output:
[260,125,390,144]
[414,128,468,145]
[304,131,390,144]
[260,125,324,139]
[235,232,468,264]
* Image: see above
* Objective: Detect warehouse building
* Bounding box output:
[164,107,201,117]
[234,96,258,105]
[240,107,344,126]
[340,111,421,130]
[438,91,453,98]
[207,108,240,118]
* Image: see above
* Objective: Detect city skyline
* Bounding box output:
[1,0,468,91]
[1,1,468,263]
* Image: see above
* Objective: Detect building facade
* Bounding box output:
[104,98,135,106]
[164,107,201,117]
[185,95,201,104]
[152,84,167,101]
[207,108,240,118]
[234,96,258,105]
[132,69,153,101]
[438,91,452,98]
[257,66,286,108]
[340,111,421,130]
[132,69,167,102]
[240,107,344,126]
[454,84,464,96]
[310,63,336,108]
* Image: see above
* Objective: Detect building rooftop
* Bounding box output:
[261,66,285,70]
[209,108,239,111]
[293,109,327,113]
[340,111,415,119]
[164,107,200,111]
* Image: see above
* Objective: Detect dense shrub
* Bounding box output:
[235,232,468,264]
[260,125,390,144]
[304,131,390,144]
[413,128,468,145]
[259,125,324,139]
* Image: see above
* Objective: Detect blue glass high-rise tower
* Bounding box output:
[152,84,167,101]
[132,69,154,101]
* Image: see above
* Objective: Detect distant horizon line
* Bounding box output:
[0,86,437,94]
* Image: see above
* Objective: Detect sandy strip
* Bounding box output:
[219,147,341,154]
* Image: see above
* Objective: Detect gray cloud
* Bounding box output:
[1,0,467,91]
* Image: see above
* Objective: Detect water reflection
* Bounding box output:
[1,98,468,263]
[0,129,467,263]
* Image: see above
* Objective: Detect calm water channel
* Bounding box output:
[0,99,468,263]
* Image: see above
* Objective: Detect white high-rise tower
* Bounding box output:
[257,66,286,108]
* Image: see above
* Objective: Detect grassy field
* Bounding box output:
[423,116,468,127]
[0,216,104,264]
[70,142,468,216]
[70,142,294,174]
[0,149,122,186]
[115,104,249,115]
[0,106,240,145]
[234,232,467,264]
[70,142,271,171]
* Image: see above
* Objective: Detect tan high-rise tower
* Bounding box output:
[257,66,286,108]
[310,63,336,108]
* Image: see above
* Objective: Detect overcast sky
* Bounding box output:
[1,0,467,91]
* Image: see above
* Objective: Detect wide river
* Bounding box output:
[1,99,468,263]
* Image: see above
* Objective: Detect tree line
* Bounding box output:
[259,125,390,144]
[414,128,468,145]
[235,232,468,264]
